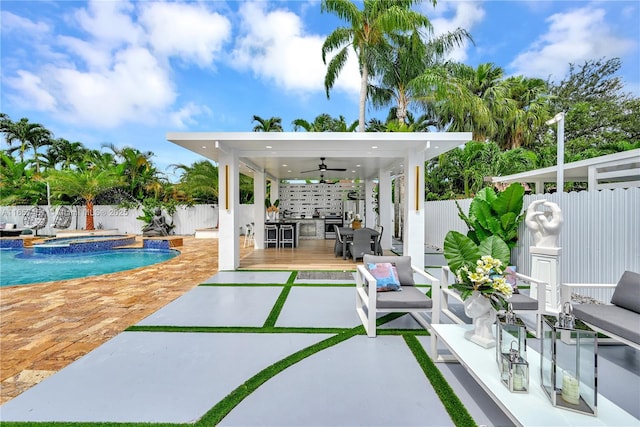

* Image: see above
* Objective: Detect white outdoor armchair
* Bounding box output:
[355,255,439,338]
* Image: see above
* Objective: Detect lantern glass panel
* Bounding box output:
[496,313,527,365]
[501,353,529,393]
[540,314,597,416]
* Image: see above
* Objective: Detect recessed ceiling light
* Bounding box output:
[266,145,272,149]
[201,145,207,149]
[287,170,292,173]
[282,164,288,167]
[351,170,356,173]
[371,145,378,149]
[356,164,361,167]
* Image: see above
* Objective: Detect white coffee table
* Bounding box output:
[431,324,638,427]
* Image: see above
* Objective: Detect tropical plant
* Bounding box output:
[455,183,525,252]
[252,115,283,132]
[48,165,123,230]
[0,151,46,205]
[321,0,433,132]
[42,138,88,170]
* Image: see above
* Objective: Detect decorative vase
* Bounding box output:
[463,291,497,348]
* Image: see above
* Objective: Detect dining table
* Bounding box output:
[337,227,379,260]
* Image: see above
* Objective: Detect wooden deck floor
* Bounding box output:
[239,239,370,270]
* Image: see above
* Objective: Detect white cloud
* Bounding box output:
[509,6,636,82]
[139,2,231,67]
[5,70,57,110]
[2,0,230,128]
[169,102,211,128]
[424,1,485,62]
[230,2,359,96]
[73,0,142,48]
[0,11,50,35]
[51,47,176,127]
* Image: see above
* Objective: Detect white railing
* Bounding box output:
[424,187,640,285]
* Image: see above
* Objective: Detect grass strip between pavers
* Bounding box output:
[404,335,477,427]
[262,285,291,328]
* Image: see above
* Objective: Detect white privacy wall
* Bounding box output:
[424,187,640,284]
[0,204,258,236]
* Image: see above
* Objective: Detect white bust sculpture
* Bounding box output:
[525,200,563,248]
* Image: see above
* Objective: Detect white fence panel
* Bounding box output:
[425,187,640,285]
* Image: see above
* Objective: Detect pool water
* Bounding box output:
[0,248,179,287]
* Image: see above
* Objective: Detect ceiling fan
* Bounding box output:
[319,173,338,184]
[301,157,347,174]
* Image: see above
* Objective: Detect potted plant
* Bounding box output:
[455,183,525,252]
[265,198,279,220]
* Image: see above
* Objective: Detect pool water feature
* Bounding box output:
[0,248,179,287]
[33,235,136,254]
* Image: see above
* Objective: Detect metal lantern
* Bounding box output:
[496,303,527,366]
[540,305,598,416]
[501,341,529,392]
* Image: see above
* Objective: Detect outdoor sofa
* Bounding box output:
[561,270,640,350]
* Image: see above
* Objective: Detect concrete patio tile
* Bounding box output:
[220,335,453,427]
[137,286,283,327]
[276,287,362,328]
[0,332,332,424]
[202,271,292,284]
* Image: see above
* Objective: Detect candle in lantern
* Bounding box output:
[561,371,580,405]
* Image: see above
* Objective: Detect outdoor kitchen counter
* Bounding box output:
[280,218,328,239]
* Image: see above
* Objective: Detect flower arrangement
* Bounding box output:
[265,198,280,213]
[452,255,512,311]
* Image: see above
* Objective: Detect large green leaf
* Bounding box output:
[492,183,524,216]
[443,231,480,272]
[475,187,497,205]
[471,199,492,230]
[478,236,510,267]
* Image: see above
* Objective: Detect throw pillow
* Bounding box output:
[367,262,401,292]
[505,266,519,294]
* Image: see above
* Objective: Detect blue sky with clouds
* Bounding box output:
[1,0,638,179]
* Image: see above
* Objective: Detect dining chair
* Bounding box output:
[348,228,375,262]
[334,225,347,258]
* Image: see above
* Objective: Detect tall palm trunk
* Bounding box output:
[358,63,368,132]
[85,199,95,230]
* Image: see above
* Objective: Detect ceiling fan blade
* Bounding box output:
[325,168,347,171]
[300,169,319,173]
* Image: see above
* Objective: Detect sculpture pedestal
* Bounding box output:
[530,246,561,313]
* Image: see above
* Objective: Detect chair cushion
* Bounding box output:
[363,255,415,286]
[377,286,432,309]
[508,293,538,310]
[610,271,640,313]
[367,262,401,292]
[573,303,640,345]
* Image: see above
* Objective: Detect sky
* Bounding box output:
[1,0,639,180]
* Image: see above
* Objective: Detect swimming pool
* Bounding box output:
[0,248,179,287]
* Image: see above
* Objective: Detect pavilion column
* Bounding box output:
[378,170,392,252]
[253,170,266,249]
[403,148,425,268]
[364,179,376,228]
[218,149,240,270]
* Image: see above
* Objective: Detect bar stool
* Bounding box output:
[279,224,295,248]
[265,224,278,248]
[244,223,255,247]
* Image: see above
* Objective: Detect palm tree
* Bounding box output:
[496,76,550,150]
[48,166,123,230]
[0,117,53,171]
[419,62,506,141]
[43,138,87,170]
[370,29,471,126]
[171,160,219,203]
[321,0,434,132]
[292,114,358,132]
[252,115,283,132]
